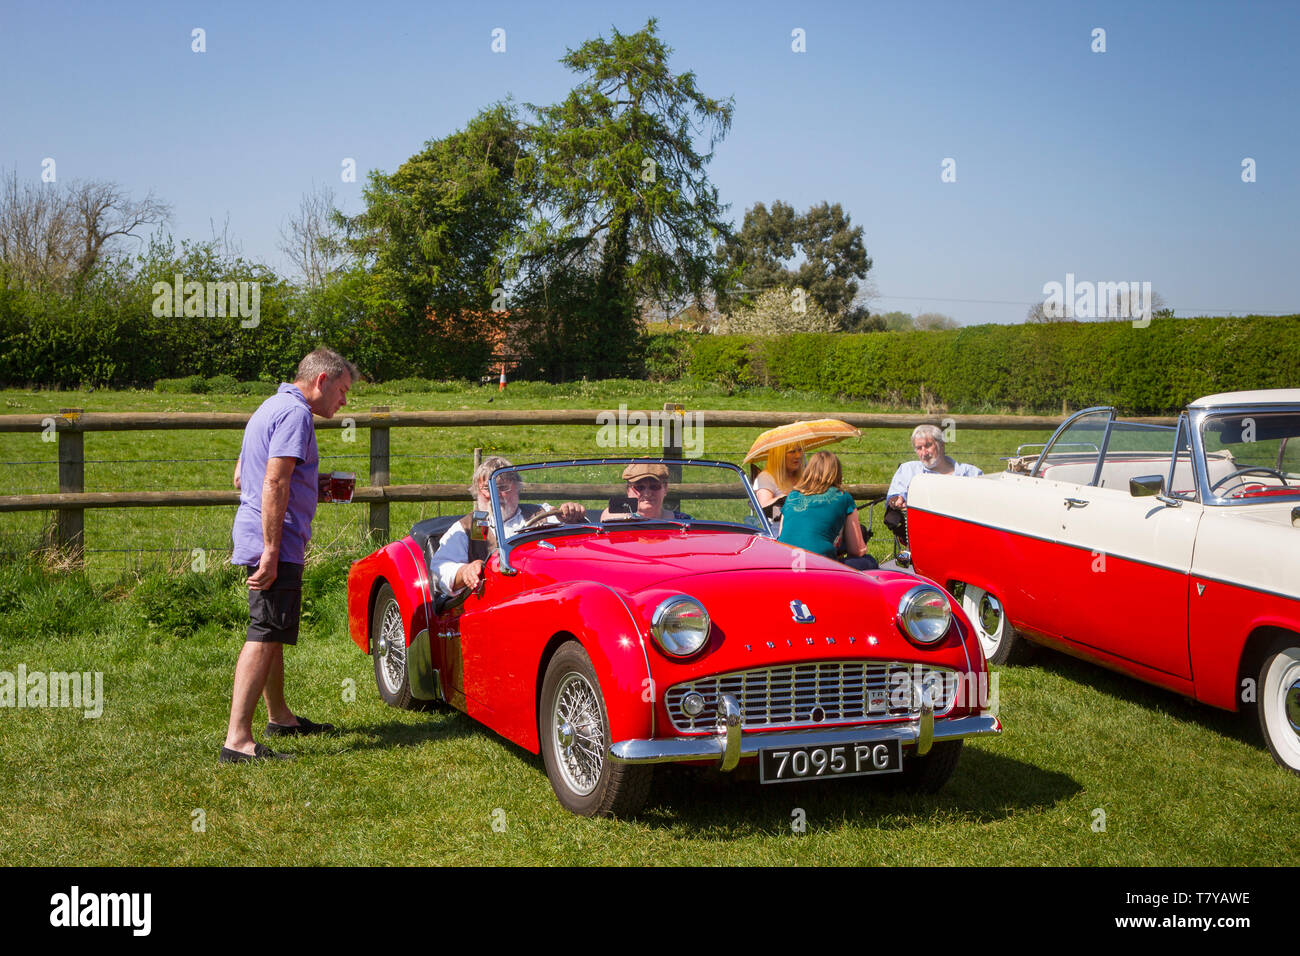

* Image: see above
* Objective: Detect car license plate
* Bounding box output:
[759,740,902,783]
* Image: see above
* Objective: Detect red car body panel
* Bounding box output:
[348,524,991,758]
[909,507,1198,696]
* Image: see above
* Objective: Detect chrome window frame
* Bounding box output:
[1191,403,1300,507]
[488,458,773,575]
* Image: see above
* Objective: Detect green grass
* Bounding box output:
[0,382,1053,579]
[6,384,1290,865]
[0,553,1294,866]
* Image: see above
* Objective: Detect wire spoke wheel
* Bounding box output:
[539,642,652,817]
[378,599,407,697]
[553,672,605,795]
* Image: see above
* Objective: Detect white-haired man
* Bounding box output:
[431,457,586,594]
[887,424,983,510]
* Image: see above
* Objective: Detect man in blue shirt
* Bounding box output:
[220,348,355,763]
[887,424,983,508]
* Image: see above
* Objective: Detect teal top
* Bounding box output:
[778,488,855,559]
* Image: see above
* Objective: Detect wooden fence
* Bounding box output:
[1,404,1162,565]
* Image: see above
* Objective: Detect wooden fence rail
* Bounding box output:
[3,404,1165,565]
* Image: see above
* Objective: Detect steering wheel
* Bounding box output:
[519,508,564,531]
[1209,466,1290,495]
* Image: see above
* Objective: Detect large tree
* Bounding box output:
[341,102,527,377]
[717,200,872,326]
[519,18,734,316]
[0,170,170,289]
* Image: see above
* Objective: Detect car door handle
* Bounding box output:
[1063,497,1090,509]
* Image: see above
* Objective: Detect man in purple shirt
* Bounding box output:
[220,348,355,763]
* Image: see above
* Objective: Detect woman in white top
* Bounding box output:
[752,443,804,523]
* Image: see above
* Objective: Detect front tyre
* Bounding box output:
[1257,639,1300,775]
[371,582,431,711]
[957,583,1027,666]
[539,643,652,817]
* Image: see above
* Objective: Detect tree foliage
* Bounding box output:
[340,103,527,378]
[520,18,734,313]
[0,170,170,290]
[719,288,838,335]
[716,199,872,324]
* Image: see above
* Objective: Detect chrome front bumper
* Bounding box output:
[608,694,1001,771]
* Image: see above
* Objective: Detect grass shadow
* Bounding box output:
[1014,649,1257,749]
[336,709,491,751]
[630,746,1080,836]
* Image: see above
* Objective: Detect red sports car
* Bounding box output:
[346,458,1001,817]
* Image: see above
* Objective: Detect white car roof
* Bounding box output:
[1189,389,1300,408]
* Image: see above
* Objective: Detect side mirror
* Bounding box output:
[470,510,491,541]
[1131,474,1183,508]
[1130,475,1164,498]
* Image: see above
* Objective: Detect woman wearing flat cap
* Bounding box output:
[601,462,689,521]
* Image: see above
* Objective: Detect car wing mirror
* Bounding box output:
[1131,474,1183,508]
[1130,475,1164,498]
[470,510,491,540]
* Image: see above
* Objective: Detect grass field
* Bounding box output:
[1,383,1295,866]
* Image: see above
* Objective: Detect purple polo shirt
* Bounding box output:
[231,383,319,566]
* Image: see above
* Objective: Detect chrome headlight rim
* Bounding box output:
[896,584,952,645]
[650,595,711,658]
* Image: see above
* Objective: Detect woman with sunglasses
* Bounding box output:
[752,443,804,526]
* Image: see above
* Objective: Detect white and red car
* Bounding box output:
[906,389,1300,775]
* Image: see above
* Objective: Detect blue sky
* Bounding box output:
[2,0,1296,325]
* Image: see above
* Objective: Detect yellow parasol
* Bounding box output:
[742,419,862,464]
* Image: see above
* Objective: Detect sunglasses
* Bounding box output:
[629,480,664,493]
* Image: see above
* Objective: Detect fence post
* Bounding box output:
[369,406,389,543]
[473,447,482,471]
[56,408,84,566]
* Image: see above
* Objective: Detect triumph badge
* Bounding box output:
[790,600,815,624]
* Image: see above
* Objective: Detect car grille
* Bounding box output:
[664,661,959,733]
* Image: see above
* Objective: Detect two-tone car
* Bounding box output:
[347,458,1001,817]
[907,390,1300,775]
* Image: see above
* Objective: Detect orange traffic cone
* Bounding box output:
[498,363,506,392]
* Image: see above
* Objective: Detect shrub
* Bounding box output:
[206,373,239,393]
[154,375,209,394]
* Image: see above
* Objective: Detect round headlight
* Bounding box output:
[650,596,710,658]
[897,585,952,644]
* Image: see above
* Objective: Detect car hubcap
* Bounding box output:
[1286,679,1300,735]
[979,593,1003,636]
[961,584,1004,659]
[379,601,405,693]
[553,673,603,796]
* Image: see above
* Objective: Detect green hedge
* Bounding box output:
[644,316,1300,414]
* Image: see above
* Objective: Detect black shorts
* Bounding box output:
[245,562,304,645]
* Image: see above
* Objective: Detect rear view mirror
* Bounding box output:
[470,510,491,540]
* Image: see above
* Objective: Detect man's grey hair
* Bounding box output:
[470,456,520,494]
[296,347,359,386]
[911,424,945,447]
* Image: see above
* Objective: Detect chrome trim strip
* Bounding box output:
[608,715,1001,767]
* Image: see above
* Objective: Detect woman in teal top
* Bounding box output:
[778,451,876,570]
